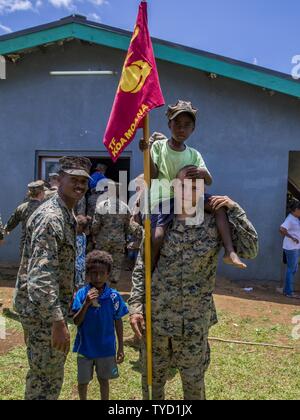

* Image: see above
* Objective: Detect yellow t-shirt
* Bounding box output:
[150,139,210,211]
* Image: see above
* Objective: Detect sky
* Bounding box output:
[0,0,299,75]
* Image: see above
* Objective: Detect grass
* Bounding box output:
[1,311,300,400]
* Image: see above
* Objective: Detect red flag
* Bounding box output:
[103,1,165,162]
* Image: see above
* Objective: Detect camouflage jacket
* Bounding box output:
[128,204,258,338]
[14,195,77,323]
[75,196,87,216]
[5,199,42,249]
[92,198,142,248]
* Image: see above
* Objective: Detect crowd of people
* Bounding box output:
[0,100,261,400]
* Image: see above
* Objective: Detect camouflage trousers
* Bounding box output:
[95,242,124,285]
[140,332,210,400]
[21,318,67,400]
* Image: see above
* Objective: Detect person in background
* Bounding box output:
[5,181,46,253]
[87,164,108,218]
[92,181,142,285]
[280,200,300,298]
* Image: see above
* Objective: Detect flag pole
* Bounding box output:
[143,113,153,400]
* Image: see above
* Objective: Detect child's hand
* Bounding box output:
[139,138,150,151]
[116,349,125,364]
[186,167,207,180]
[85,288,99,306]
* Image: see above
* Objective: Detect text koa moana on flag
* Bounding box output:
[103,1,165,162]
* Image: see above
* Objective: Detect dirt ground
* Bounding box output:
[1,262,300,355]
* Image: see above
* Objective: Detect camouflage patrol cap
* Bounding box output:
[59,156,92,179]
[27,180,46,191]
[166,100,198,122]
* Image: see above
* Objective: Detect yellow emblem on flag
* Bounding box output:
[120,59,152,94]
[119,24,152,94]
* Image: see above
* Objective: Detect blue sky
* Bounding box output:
[0,0,299,75]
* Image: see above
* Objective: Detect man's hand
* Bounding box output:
[116,348,125,364]
[292,237,300,244]
[130,313,145,340]
[85,288,99,307]
[51,321,70,354]
[209,195,236,212]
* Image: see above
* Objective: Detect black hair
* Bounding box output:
[290,200,300,213]
[86,250,113,274]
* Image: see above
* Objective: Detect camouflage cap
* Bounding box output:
[59,156,92,179]
[166,100,198,121]
[28,180,46,191]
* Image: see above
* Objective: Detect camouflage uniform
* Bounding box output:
[87,191,104,218]
[92,198,142,284]
[5,199,43,252]
[14,194,77,400]
[75,196,87,216]
[129,204,258,400]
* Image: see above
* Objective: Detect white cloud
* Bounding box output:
[88,0,108,5]
[35,0,42,7]
[253,57,258,65]
[87,12,101,22]
[48,0,75,10]
[0,22,12,32]
[0,0,33,14]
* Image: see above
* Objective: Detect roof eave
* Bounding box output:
[0,19,300,99]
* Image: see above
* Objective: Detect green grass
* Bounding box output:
[1,312,300,400]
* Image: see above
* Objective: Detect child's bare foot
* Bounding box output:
[223,252,247,269]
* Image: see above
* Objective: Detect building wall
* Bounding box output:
[1,40,300,281]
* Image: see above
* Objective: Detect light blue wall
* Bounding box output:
[1,40,300,281]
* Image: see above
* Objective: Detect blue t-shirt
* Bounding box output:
[89,172,107,190]
[72,284,129,359]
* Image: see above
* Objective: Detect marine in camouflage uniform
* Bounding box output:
[92,197,142,285]
[14,157,91,400]
[5,181,46,253]
[129,201,258,400]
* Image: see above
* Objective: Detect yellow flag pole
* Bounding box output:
[143,113,153,400]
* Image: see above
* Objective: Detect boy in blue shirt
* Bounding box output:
[72,250,128,400]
